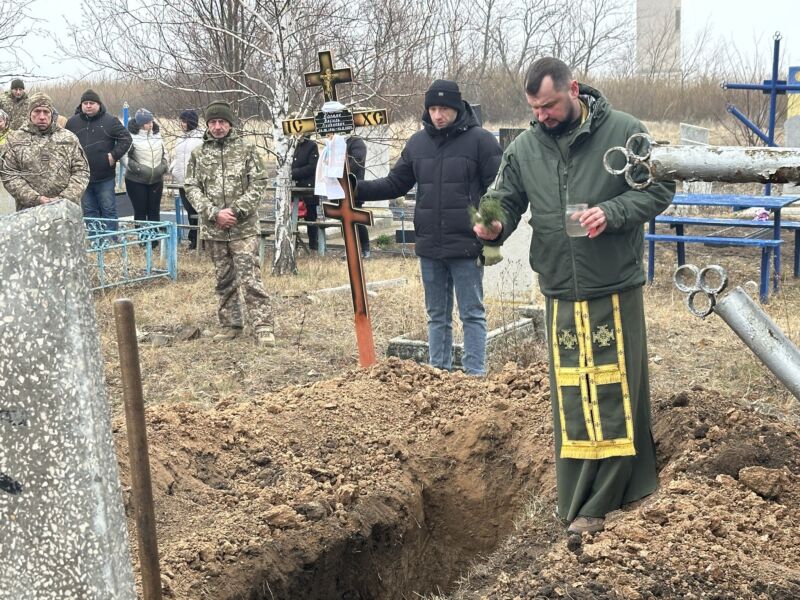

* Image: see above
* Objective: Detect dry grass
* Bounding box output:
[92,250,540,412]
[91,237,800,420]
[642,243,800,413]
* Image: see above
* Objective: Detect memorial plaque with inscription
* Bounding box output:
[314,109,355,135]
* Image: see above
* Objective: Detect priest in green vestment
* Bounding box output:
[475,57,675,534]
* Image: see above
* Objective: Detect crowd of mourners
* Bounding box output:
[0,80,277,347]
[0,81,205,234]
[0,57,677,537]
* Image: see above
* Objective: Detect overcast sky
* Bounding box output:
[12,0,800,82]
[683,0,800,65]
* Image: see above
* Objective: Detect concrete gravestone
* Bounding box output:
[484,128,539,305]
[0,201,135,599]
[679,123,713,195]
[0,185,13,216]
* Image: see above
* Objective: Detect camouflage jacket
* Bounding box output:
[1,92,30,130]
[184,129,268,241]
[1,122,90,210]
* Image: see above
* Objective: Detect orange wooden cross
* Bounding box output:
[283,49,388,367]
[323,160,376,367]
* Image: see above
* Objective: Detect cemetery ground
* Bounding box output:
[89,236,800,600]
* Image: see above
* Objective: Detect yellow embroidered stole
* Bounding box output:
[551,293,636,460]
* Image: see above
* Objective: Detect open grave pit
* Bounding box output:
[116,358,556,599]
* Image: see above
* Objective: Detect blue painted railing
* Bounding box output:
[723,32,800,195]
[84,217,178,290]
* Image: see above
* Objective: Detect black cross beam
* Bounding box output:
[304,50,352,102]
[282,109,387,136]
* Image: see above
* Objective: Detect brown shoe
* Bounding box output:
[212,327,242,342]
[567,516,605,534]
[254,329,276,347]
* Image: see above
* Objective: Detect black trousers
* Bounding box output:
[355,202,370,252]
[296,195,319,250]
[178,187,198,247]
[126,179,163,222]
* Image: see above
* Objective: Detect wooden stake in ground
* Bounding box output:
[282,49,389,367]
[114,299,163,600]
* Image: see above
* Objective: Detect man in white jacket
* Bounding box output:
[170,109,204,249]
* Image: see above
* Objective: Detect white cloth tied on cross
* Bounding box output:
[314,101,348,199]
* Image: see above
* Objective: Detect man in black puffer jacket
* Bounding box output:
[66,89,132,227]
[356,79,501,376]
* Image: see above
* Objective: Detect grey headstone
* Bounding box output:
[357,125,390,208]
[0,183,13,216]
[679,122,713,196]
[471,104,483,126]
[0,201,136,599]
[484,207,538,304]
[499,128,525,151]
[484,128,538,303]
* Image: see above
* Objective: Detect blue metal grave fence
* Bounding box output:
[84,217,178,290]
[723,32,800,195]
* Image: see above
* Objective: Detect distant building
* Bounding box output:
[636,0,682,80]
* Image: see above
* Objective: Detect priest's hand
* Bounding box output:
[580,206,607,239]
[473,220,503,241]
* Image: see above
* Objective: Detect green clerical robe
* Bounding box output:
[545,286,657,522]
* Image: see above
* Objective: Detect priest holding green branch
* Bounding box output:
[474,57,674,535]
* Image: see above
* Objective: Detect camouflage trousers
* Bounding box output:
[207,237,273,331]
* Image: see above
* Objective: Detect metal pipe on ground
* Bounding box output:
[713,287,800,400]
[672,264,800,400]
[114,299,164,600]
[603,133,800,190]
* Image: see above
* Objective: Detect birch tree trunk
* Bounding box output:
[272,168,297,275]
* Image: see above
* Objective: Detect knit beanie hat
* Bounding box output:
[10,79,24,90]
[179,109,199,130]
[80,89,102,104]
[134,108,154,126]
[204,100,235,125]
[424,79,462,112]
[28,92,54,113]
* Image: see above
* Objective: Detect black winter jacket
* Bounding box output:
[65,104,132,183]
[291,137,318,187]
[347,136,368,206]
[291,136,319,205]
[357,103,501,259]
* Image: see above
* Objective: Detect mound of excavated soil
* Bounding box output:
[115,359,800,600]
[446,387,800,600]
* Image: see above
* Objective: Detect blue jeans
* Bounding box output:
[81,178,118,230]
[419,257,487,376]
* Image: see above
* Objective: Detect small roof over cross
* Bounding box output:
[304,50,352,102]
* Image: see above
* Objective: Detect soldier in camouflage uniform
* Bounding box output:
[184,100,275,346]
[0,79,31,130]
[1,93,90,211]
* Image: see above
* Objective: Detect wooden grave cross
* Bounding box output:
[304,50,352,102]
[282,50,389,367]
